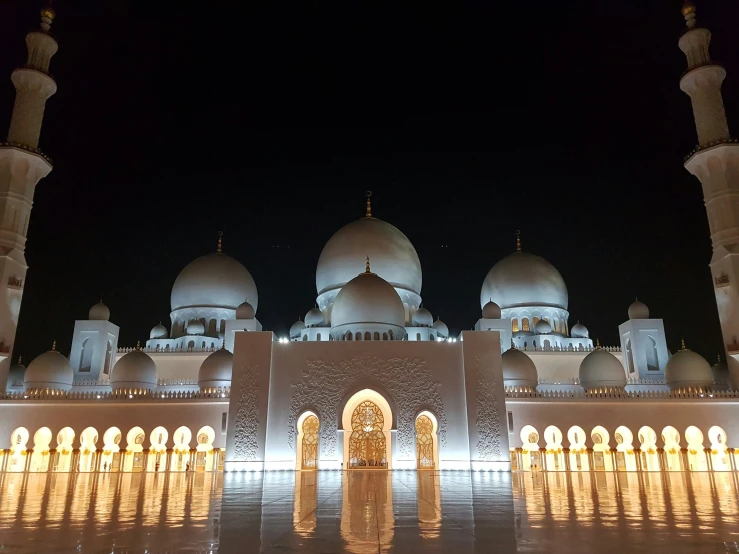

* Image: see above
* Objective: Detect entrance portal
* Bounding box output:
[349,401,387,468]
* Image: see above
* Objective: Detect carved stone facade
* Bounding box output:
[287,352,447,459]
[231,361,259,461]
[475,354,502,460]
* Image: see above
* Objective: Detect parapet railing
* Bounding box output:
[505,386,739,400]
[117,345,219,354]
[0,389,230,401]
[517,345,621,353]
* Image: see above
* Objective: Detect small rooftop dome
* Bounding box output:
[579,348,626,391]
[236,300,255,320]
[305,307,324,327]
[482,300,502,319]
[186,320,205,335]
[534,319,552,335]
[150,323,168,340]
[432,318,448,338]
[290,319,305,339]
[570,321,589,339]
[111,346,157,391]
[502,348,538,388]
[412,306,433,327]
[198,348,233,390]
[24,342,73,392]
[628,299,649,320]
[89,300,110,321]
[664,340,713,390]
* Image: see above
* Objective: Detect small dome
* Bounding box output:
[24,346,74,392]
[290,319,305,338]
[5,358,24,391]
[712,357,731,390]
[570,322,589,338]
[480,251,568,310]
[331,265,405,333]
[236,300,255,319]
[305,307,324,327]
[412,306,433,327]
[186,320,205,335]
[482,300,501,319]
[198,348,233,390]
[628,299,649,320]
[502,348,538,388]
[171,252,258,313]
[432,318,448,337]
[664,344,713,390]
[579,348,626,390]
[150,323,168,340]
[534,319,552,335]
[89,301,110,321]
[111,349,157,390]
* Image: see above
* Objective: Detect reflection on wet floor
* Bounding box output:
[0,470,738,552]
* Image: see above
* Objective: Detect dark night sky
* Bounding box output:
[0,0,737,361]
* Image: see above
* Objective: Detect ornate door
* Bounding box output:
[348,401,387,469]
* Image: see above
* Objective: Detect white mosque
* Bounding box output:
[0,2,738,476]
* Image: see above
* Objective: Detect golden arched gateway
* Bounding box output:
[301,415,319,469]
[348,400,387,468]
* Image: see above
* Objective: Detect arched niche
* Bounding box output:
[295,410,320,471]
[415,410,439,470]
[342,389,393,470]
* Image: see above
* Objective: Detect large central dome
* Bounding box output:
[480,251,568,310]
[316,217,422,296]
[171,252,258,312]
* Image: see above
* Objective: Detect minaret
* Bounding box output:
[679,2,739,359]
[0,5,58,368]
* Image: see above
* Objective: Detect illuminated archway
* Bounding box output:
[685,426,707,471]
[520,425,541,471]
[296,411,320,470]
[147,426,169,472]
[614,426,637,471]
[543,425,564,471]
[30,427,52,472]
[342,389,392,469]
[591,426,612,471]
[661,426,682,471]
[8,427,29,473]
[196,425,217,471]
[55,427,75,472]
[101,426,122,472]
[708,426,730,471]
[638,425,659,471]
[567,425,589,471]
[415,411,439,470]
[79,427,99,472]
[173,426,192,472]
[123,426,145,472]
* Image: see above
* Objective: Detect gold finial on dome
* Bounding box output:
[17,355,22,364]
[682,1,697,28]
[516,230,522,252]
[718,353,722,363]
[217,231,223,253]
[681,338,687,350]
[365,256,371,273]
[136,340,141,350]
[40,2,55,32]
[510,339,516,350]
[221,339,226,350]
[365,191,373,218]
[51,340,56,352]
[595,338,601,349]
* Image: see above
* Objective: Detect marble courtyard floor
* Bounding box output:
[0,471,738,552]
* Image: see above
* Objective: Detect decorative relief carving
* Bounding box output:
[287,352,446,459]
[232,360,259,461]
[475,354,502,461]
[715,273,730,287]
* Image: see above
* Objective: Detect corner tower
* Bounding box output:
[679,2,739,359]
[0,6,58,363]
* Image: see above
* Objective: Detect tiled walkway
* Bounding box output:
[0,470,737,552]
